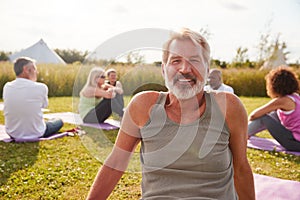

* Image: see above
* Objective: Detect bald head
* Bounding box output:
[207,69,222,90]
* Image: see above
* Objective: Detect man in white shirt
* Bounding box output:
[204,68,234,93]
[3,57,63,140]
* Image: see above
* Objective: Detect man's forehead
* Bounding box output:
[168,54,201,60]
[168,39,202,57]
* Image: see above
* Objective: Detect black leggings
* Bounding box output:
[111,93,124,117]
[261,114,300,151]
[83,98,112,123]
[249,111,300,151]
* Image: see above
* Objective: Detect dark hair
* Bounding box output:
[265,66,300,98]
[105,68,117,77]
[13,57,35,76]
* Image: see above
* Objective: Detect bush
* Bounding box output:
[221,68,300,96]
[222,68,268,96]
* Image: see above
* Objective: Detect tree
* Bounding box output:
[233,47,249,63]
[199,26,212,40]
[54,49,89,64]
[0,51,10,61]
[125,51,145,64]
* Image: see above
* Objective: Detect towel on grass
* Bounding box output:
[43,112,120,130]
[248,136,300,156]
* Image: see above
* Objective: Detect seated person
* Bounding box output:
[105,68,124,118]
[204,68,234,93]
[248,66,300,152]
[78,67,115,123]
[3,57,63,140]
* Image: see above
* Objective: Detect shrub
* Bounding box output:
[221,68,300,96]
[222,68,268,96]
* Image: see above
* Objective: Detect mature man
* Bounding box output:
[3,57,63,140]
[204,68,234,93]
[87,28,255,199]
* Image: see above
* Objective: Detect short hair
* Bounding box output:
[105,68,117,77]
[265,66,300,98]
[162,28,210,66]
[13,57,36,76]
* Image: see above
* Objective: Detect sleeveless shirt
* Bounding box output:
[139,92,238,200]
[78,95,102,119]
[277,93,300,141]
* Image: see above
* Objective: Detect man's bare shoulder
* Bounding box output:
[209,91,245,114]
[126,91,162,127]
[209,90,239,102]
[130,91,161,108]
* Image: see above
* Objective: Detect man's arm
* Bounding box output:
[86,92,142,199]
[225,93,256,200]
[41,84,49,108]
[86,130,140,200]
[86,91,158,199]
[114,81,124,95]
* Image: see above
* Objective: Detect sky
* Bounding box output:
[1,0,300,63]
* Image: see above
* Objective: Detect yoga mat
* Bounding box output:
[43,112,120,130]
[81,122,119,130]
[0,125,72,143]
[254,173,300,200]
[248,136,300,156]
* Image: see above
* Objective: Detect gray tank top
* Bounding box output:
[140,92,238,200]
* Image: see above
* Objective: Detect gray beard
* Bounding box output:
[165,74,205,100]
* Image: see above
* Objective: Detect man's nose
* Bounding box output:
[178,60,192,74]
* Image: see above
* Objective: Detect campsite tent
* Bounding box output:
[260,42,287,70]
[9,39,66,64]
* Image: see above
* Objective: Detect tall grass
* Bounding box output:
[222,68,268,96]
[1,61,300,98]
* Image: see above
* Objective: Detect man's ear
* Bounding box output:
[23,66,30,74]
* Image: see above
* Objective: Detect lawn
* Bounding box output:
[0,96,299,200]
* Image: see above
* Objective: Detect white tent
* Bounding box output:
[260,43,287,70]
[9,39,66,64]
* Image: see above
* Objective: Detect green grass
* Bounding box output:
[0,96,299,199]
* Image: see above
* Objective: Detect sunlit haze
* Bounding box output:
[1,0,300,63]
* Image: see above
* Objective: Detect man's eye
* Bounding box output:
[190,59,200,63]
[172,59,180,64]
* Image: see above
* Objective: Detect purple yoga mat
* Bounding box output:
[248,136,300,156]
[254,173,300,200]
[0,125,71,143]
[81,122,119,130]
